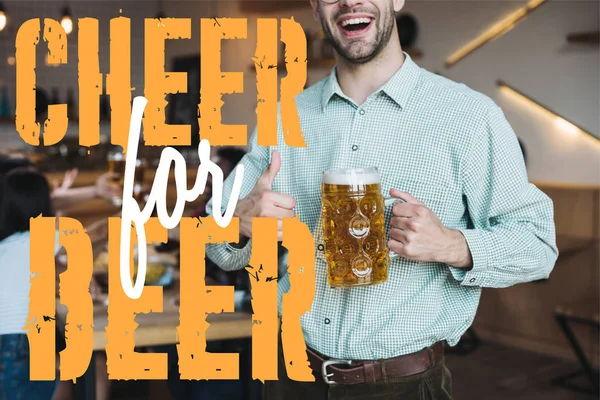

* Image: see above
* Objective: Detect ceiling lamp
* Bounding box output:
[61,5,73,35]
[497,80,599,142]
[445,0,548,68]
[0,2,7,32]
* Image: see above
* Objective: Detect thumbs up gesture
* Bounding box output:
[234,150,296,241]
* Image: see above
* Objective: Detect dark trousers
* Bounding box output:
[0,334,57,400]
[263,341,453,400]
[155,340,247,400]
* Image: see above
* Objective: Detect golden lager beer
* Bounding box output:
[107,151,146,205]
[321,168,397,287]
[107,152,125,185]
[133,159,147,201]
[107,151,125,206]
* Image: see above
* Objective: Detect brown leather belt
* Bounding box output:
[307,342,445,385]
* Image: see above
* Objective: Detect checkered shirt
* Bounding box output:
[206,53,558,360]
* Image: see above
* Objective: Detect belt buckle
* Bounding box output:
[322,359,353,385]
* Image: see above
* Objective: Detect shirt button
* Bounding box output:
[324,318,331,325]
[469,278,476,283]
[359,109,366,115]
[317,244,325,251]
[352,145,358,151]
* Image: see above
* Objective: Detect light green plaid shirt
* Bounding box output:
[206,53,558,360]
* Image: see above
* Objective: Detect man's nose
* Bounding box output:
[338,0,366,8]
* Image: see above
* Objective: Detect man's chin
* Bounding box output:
[338,49,378,64]
[332,40,377,63]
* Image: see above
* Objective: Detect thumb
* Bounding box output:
[259,150,281,187]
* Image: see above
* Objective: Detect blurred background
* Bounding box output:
[0,0,598,399]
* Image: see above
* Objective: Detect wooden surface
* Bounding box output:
[46,168,206,227]
[56,287,253,351]
[555,297,600,323]
[556,235,598,257]
[540,185,600,239]
[473,184,600,366]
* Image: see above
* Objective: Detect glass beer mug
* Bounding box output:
[321,167,399,287]
[107,150,125,206]
[107,149,146,206]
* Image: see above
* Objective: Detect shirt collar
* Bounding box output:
[321,51,421,111]
[321,67,342,110]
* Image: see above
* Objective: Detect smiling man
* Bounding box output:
[321,0,396,65]
[205,0,558,399]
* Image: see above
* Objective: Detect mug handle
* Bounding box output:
[383,196,406,260]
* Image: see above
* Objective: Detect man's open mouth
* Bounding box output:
[339,17,374,36]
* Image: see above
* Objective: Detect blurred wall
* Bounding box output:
[402,0,600,186]
[164,0,600,185]
[0,0,598,185]
[0,0,158,149]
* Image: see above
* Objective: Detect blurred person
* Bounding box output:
[195,147,247,289]
[0,154,120,214]
[0,167,58,400]
[205,0,558,399]
[0,155,118,400]
[162,147,247,288]
[154,147,250,400]
[191,147,247,220]
[50,169,119,214]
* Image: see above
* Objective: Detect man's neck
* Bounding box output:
[335,42,405,106]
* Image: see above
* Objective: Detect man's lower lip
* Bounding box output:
[338,20,373,37]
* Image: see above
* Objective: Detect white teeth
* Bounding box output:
[341,18,371,27]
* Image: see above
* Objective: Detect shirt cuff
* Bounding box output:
[224,240,250,253]
[206,239,253,272]
[449,229,489,287]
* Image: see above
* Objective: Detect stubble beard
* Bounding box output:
[320,3,396,65]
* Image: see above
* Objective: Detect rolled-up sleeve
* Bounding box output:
[205,128,269,271]
[449,105,558,288]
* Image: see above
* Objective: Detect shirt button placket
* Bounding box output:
[350,108,366,156]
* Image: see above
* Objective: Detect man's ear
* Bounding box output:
[394,0,406,13]
[310,0,320,20]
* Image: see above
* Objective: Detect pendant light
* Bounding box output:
[61,4,73,35]
[0,2,7,32]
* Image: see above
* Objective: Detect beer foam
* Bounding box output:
[322,169,381,185]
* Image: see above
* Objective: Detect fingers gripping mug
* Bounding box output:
[321,167,401,288]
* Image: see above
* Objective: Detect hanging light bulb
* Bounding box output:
[61,5,73,35]
[0,2,7,32]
